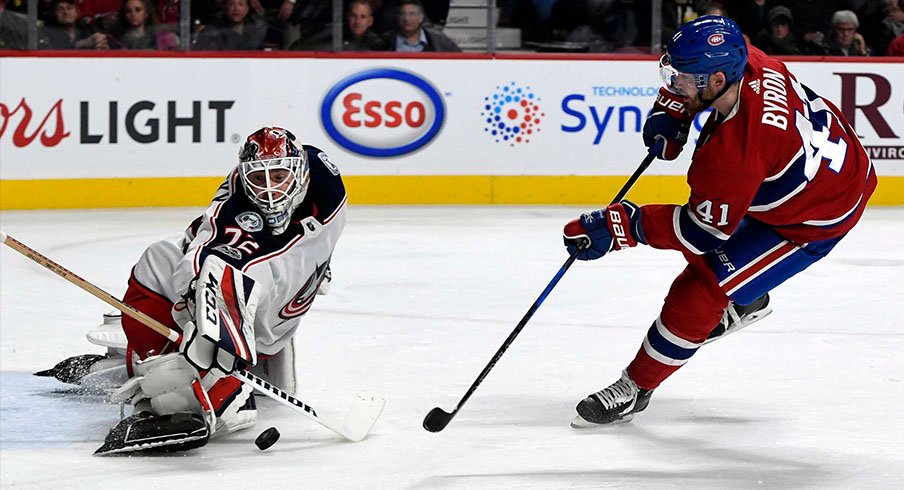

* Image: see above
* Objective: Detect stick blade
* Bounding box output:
[339,392,385,442]
[422,407,453,432]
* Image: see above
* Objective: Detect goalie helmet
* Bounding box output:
[660,15,748,95]
[238,127,310,235]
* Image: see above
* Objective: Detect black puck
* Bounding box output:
[255,427,280,450]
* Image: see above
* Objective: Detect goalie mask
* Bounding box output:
[238,127,310,235]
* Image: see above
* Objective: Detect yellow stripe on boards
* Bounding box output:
[1,175,902,209]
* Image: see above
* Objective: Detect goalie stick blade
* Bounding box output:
[422,407,453,433]
[338,392,386,442]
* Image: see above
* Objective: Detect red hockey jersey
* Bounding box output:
[641,46,877,254]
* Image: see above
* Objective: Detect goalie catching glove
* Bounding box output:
[563,201,645,260]
[178,255,262,374]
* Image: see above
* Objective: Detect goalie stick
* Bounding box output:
[0,230,384,442]
[422,153,656,433]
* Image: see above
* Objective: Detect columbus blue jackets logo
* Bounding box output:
[236,211,264,232]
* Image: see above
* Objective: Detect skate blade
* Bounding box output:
[570,413,635,429]
[704,307,774,345]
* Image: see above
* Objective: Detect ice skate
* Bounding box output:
[705,294,772,344]
[571,370,654,428]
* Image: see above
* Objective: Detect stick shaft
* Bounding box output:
[1,233,180,342]
[433,153,656,424]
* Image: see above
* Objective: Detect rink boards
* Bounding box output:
[1,53,902,208]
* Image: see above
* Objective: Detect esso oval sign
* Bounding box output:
[321,68,445,158]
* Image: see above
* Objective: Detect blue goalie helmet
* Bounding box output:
[663,15,748,92]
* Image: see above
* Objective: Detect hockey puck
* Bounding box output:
[255,427,280,450]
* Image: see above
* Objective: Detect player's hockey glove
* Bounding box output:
[643,87,694,160]
[563,201,645,260]
[176,255,261,374]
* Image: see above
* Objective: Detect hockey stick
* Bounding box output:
[423,153,656,432]
[0,230,384,442]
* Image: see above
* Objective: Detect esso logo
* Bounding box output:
[321,68,445,157]
[708,33,725,46]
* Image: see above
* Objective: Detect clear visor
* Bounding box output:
[240,156,308,211]
[659,54,710,96]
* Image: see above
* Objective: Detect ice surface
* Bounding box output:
[1,206,903,489]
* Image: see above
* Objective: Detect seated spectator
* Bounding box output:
[0,0,29,49]
[291,0,387,51]
[79,0,122,31]
[887,32,904,55]
[874,0,904,55]
[385,0,459,52]
[247,0,301,48]
[107,0,179,49]
[824,10,870,56]
[194,0,269,50]
[156,0,180,25]
[753,5,802,55]
[39,0,108,48]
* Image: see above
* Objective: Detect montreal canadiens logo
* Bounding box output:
[708,33,725,46]
[320,68,445,158]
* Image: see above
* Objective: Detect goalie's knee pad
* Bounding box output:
[202,371,257,434]
[116,353,200,416]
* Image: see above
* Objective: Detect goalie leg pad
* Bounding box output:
[251,338,297,394]
[95,411,210,455]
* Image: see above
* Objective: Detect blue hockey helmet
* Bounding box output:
[661,15,748,94]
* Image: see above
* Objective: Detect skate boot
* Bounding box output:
[705,293,772,344]
[571,370,654,428]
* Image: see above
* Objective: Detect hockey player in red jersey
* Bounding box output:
[39,127,347,453]
[563,15,877,427]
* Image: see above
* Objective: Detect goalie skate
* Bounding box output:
[571,370,654,428]
[95,412,210,455]
[705,294,772,344]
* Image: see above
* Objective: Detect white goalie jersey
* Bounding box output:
[131,145,346,356]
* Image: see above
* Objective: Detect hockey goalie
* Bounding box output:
[38,127,346,454]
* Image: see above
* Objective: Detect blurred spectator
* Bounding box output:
[385,0,460,51]
[291,0,387,51]
[872,0,904,55]
[781,0,851,50]
[39,0,108,48]
[194,0,268,50]
[824,9,870,55]
[377,0,448,32]
[887,32,904,55]
[107,0,179,49]
[78,0,122,30]
[156,0,180,25]
[661,0,700,44]
[724,0,774,38]
[248,0,300,48]
[0,0,28,48]
[289,0,332,46]
[753,5,802,54]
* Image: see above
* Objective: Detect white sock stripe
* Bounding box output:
[642,337,690,366]
[655,317,702,349]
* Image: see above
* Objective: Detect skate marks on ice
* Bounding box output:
[408,399,844,489]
